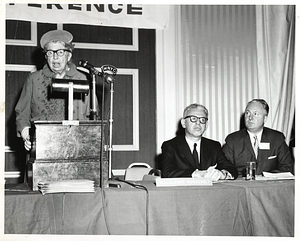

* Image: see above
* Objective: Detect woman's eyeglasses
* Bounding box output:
[45,49,71,57]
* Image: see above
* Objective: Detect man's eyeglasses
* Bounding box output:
[45,49,71,57]
[184,115,208,124]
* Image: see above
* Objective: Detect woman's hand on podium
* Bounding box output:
[21,127,31,151]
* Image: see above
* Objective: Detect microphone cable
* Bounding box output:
[113,177,150,235]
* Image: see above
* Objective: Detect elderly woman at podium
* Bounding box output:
[15,29,96,151]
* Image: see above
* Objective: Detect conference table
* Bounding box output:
[4,177,294,236]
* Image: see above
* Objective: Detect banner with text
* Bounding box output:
[6,3,170,29]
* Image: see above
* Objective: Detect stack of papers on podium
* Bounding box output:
[37,179,95,195]
[256,172,295,180]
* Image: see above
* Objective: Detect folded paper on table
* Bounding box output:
[255,172,295,180]
[38,179,95,195]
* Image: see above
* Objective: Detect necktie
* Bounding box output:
[193,143,199,165]
[253,135,259,159]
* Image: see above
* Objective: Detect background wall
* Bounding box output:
[156,5,295,154]
[4,5,295,182]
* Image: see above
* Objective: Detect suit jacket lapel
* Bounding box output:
[177,135,196,168]
[200,138,210,169]
[260,127,269,143]
[257,128,270,169]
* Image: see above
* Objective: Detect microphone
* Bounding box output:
[78,60,102,76]
[103,73,115,83]
[79,60,117,83]
[101,65,118,83]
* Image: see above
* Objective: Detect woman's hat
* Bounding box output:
[40,30,73,49]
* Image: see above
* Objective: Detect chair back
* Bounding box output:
[125,163,152,181]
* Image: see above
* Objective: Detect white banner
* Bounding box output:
[6,3,170,29]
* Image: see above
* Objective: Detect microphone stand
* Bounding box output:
[101,72,116,181]
[88,70,103,187]
[108,81,114,179]
[90,74,97,120]
[88,66,116,187]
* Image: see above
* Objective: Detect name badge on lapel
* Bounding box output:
[259,142,270,150]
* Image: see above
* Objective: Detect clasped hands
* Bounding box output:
[192,164,232,181]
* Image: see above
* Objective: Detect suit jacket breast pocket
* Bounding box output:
[263,156,278,172]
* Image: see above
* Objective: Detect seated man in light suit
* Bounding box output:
[161,103,238,180]
[222,99,294,177]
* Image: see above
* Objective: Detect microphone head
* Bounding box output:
[104,74,115,83]
[101,65,117,75]
[79,60,88,67]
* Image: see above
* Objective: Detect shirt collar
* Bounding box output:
[247,129,263,143]
[185,136,201,152]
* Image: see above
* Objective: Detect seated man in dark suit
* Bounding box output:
[222,99,294,177]
[161,103,238,180]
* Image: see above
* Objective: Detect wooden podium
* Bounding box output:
[27,120,108,190]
